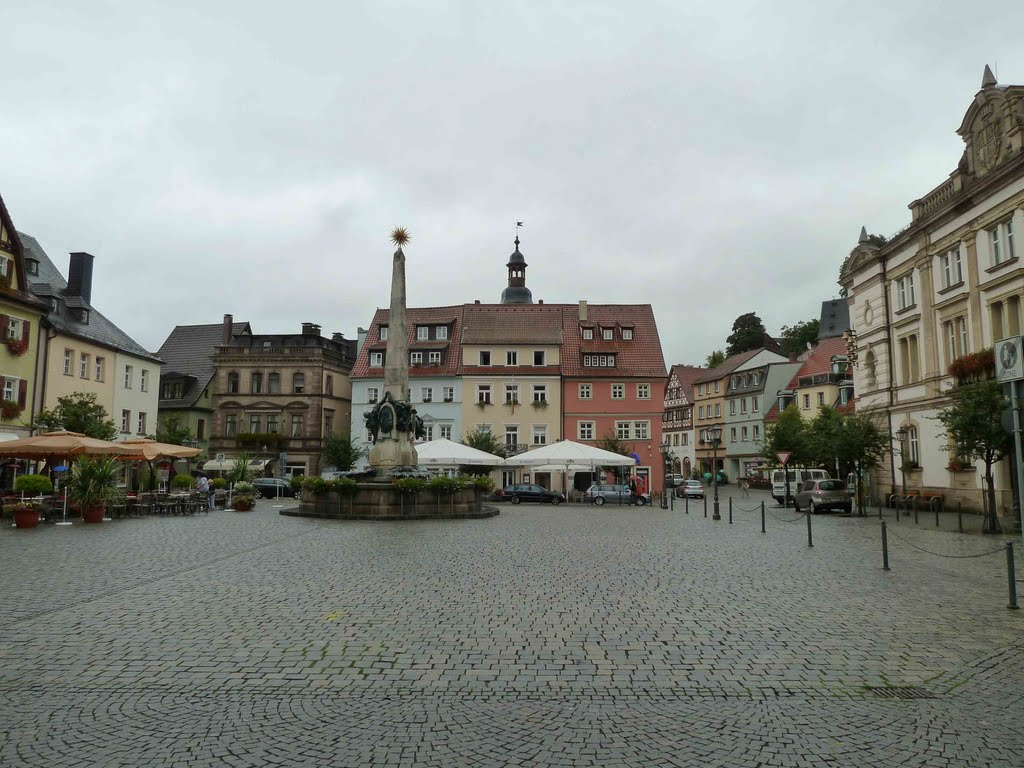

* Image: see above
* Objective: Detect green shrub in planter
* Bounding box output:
[429,476,461,496]
[172,474,194,490]
[14,474,53,496]
[393,477,427,495]
[234,481,255,495]
[332,478,358,496]
[468,476,494,492]
[211,478,228,490]
[233,494,255,511]
[289,476,304,492]
[302,476,329,495]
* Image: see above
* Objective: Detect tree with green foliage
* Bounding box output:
[725,312,767,357]
[807,407,890,513]
[35,392,117,440]
[779,319,821,359]
[761,405,811,467]
[227,451,258,484]
[460,426,506,476]
[154,413,194,445]
[596,431,632,457]
[323,434,366,471]
[705,350,726,368]
[935,380,1011,533]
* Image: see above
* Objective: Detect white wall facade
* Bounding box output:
[112,351,160,440]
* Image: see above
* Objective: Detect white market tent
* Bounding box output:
[415,438,505,468]
[501,440,637,469]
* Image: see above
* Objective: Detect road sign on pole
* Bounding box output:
[996,336,1024,383]
[775,451,792,466]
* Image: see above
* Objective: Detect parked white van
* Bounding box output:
[771,468,829,505]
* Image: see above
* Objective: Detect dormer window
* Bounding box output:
[436,326,448,340]
[622,328,633,340]
[379,326,389,341]
[582,328,593,340]
[416,326,428,341]
[26,258,38,276]
[602,328,613,340]
[78,309,90,324]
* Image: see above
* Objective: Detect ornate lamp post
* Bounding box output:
[701,425,723,520]
[895,427,908,496]
[659,441,671,509]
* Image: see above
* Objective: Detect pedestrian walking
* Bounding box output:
[741,479,750,498]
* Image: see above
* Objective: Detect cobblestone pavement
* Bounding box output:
[2,494,1022,767]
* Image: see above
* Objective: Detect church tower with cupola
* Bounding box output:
[499,236,533,304]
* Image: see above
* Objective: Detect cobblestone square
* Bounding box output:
[2,490,1022,767]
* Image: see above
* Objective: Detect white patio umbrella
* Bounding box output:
[501,440,637,468]
[415,438,505,468]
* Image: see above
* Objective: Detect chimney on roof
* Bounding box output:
[222,314,233,345]
[474,299,481,304]
[301,322,321,336]
[331,332,345,342]
[538,299,543,304]
[66,252,95,304]
[579,300,588,321]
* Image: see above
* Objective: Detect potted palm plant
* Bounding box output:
[67,456,125,523]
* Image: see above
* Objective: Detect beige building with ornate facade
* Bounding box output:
[841,66,1024,522]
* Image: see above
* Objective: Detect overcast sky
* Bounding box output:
[5,1,1024,367]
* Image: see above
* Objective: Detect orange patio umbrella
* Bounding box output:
[115,438,202,461]
[0,430,145,459]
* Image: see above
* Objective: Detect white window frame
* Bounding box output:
[421,387,433,403]
[443,386,454,402]
[602,328,613,340]
[578,421,595,440]
[477,385,492,404]
[908,426,920,463]
[622,328,633,340]
[367,387,379,404]
[140,369,148,393]
[582,328,593,340]
[990,225,1002,266]
[532,425,547,446]
[532,384,547,402]
[95,357,104,381]
[579,383,592,399]
[121,409,130,433]
[504,384,519,404]
[752,396,759,413]
[611,383,625,400]
[379,326,388,341]
[637,383,650,399]
[64,349,73,375]
[753,425,760,441]
[506,351,518,366]
[2,377,17,401]
[79,352,89,379]
[416,326,429,341]
[124,365,134,389]
[633,421,649,440]
[410,352,423,364]
[137,412,147,435]
[428,351,441,365]
[616,421,631,440]
[370,352,384,367]
[439,424,453,440]
[436,326,448,340]
[729,400,736,416]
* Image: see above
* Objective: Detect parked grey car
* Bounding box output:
[678,480,705,499]
[793,478,851,514]
[584,483,649,506]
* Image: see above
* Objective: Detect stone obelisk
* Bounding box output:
[368,228,419,472]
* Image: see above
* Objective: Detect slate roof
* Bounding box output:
[561,304,666,378]
[351,305,465,379]
[21,232,161,363]
[818,299,851,340]
[693,348,765,384]
[156,320,252,408]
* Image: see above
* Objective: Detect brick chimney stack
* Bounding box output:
[222,314,233,345]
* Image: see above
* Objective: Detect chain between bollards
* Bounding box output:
[881,521,890,570]
[1007,541,1019,610]
[806,509,813,548]
[760,500,766,533]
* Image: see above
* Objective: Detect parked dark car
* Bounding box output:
[251,478,295,499]
[584,483,649,506]
[793,478,851,514]
[500,484,565,505]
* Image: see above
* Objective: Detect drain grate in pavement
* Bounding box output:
[867,686,937,700]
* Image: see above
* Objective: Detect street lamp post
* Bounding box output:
[659,441,671,509]
[701,425,723,520]
[895,427,908,496]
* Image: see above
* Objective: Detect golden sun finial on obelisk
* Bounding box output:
[390,227,410,247]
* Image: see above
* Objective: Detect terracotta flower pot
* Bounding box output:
[13,509,40,529]
[81,505,105,524]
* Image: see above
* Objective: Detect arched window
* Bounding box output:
[293,372,305,394]
[227,372,239,394]
[268,372,281,393]
[908,426,919,464]
[325,375,333,396]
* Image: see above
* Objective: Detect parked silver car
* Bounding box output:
[678,480,705,499]
[584,483,649,506]
[793,478,851,514]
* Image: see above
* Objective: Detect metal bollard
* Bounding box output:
[879,496,883,519]
[957,500,963,533]
[881,521,890,570]
[895,499,900,523]
[685,494,689,514]
[670,490,674,511]
[935,503,940,528]
[806,510,813,548]
[760,501,766,534]
[704,494,707,518]
[913,502,919,525]
[1007,542,1019,610]
[729,497,733,524]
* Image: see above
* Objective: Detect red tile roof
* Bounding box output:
[351,305,465,379]
[693,347,766,384]
[788,336,848,381]
[561,304,666,378]
[461,303,564,344]
[668,364,704,403]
